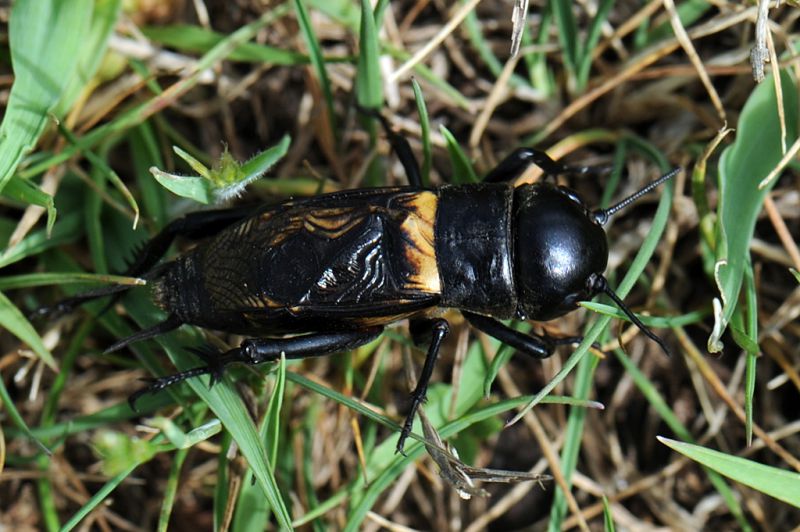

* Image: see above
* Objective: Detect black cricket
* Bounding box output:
[38,119,677,454]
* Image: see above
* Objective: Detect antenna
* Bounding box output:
[592,168,681,225]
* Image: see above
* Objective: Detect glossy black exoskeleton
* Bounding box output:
[36,117,678,454]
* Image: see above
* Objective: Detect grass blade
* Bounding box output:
[440,125,478,183]
[411,79,432,186]
[0,291,56,370]
[659,437,800,508]
[294,0,337,133]
[355,0,382,109]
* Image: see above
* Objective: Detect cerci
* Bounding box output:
[38,122,677,454]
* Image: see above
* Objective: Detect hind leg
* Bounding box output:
[128,327,384,410]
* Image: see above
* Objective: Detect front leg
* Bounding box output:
[129,327,384,409]
[397,318,450,455]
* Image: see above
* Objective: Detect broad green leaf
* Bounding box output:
[0,0,94,192]
[709,70,799,352]
[150,169,213,204]
[52,0,122,117]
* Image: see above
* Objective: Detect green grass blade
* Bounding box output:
[603,496,615,531]
[547,348,599,530]
[709,70,799,352]
[232,359,288,532]
[168,357,293,530]
[0,272,142,291]
[0,370,50,456]
[384,46,471,111]
[3,177,57,234]
[157,447,188,532]
[580,302,708,328]
[461,2,530,90]
[355,0,382,109]
[576,0,615,88]
[129,124,169,226]
[142,23,306,65]
[266,356,287,468]
[213,431,233,530]
[484,321,532,397]
[58,124,140,228]
[60,463,139,531]
[440,125,478,183]
[294,0,337,133]
[524,8,556,96]
[659,437,800,508]
[37,451,60,531]
[306,0,360,28]
[123,297,293,530]
[549,0,579,81]
[411,79,432,186]
[85,144,111,274]
[0,290,56,370]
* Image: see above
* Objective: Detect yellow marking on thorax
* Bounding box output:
[303,209,364,239]
[399,191,441,294]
